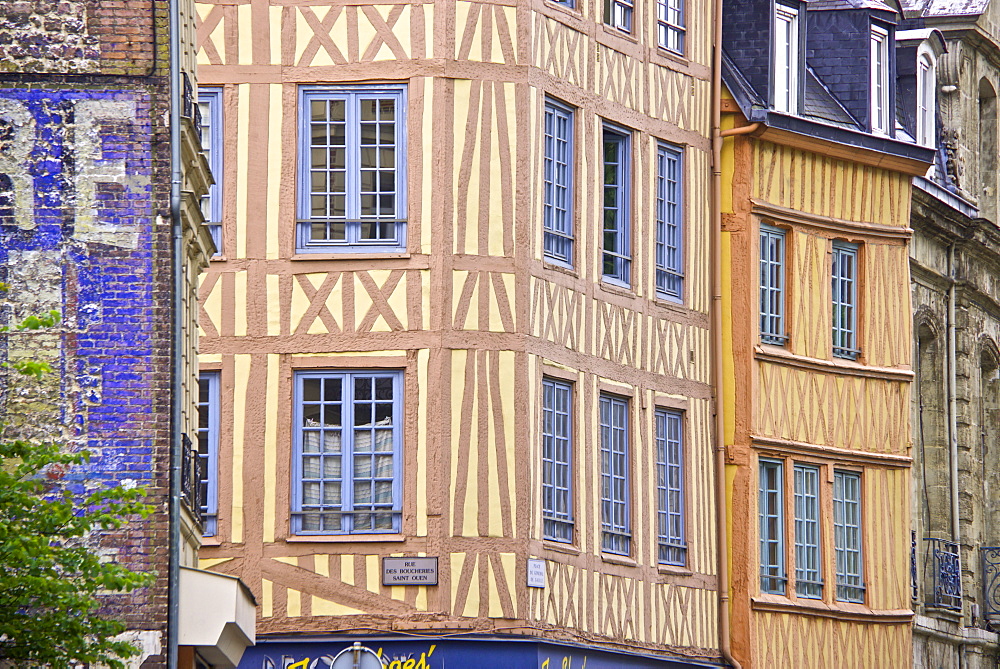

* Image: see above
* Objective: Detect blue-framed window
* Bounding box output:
[656,409,686,566]
[656,144,683,300]
[759,459,786,594]
[760,224,787,345]
[657,0,685,54]
[602,126,631,286]
[197,372,220,536]
[834,470,865,602]
[198,88,223,255]
[794,464,822,598]
[543,100,574,266]
[832,241,858,359]
[604,0,633,31]
[600,394,630,555]
[542,378,573,543]
[292,370,403,534]
[298,86,406,253]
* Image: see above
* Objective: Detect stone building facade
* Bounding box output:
[902,1,1000,667]
[0,2,252,667]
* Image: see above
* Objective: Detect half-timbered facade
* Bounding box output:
[720,0,935,666]
[194,0,722,666]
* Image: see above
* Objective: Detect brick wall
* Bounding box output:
[0,1,175,666]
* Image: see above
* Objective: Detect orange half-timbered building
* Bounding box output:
[193,0,724,666]
[719,0,935,667]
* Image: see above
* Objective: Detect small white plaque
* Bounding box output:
[382,557,438,586]
[527,558,546,588]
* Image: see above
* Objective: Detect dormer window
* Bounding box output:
[774,4,799,114]
[916,51,936,147]
[870,25,890,134]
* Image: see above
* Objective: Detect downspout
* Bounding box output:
[711,1,743,666]
[167,0,183,665]
[947,242,959,546]
[947,243,966,669]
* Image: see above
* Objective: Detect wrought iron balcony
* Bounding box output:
[924,537,962,610]
[982,547,1000,620]
[180,433,204,528]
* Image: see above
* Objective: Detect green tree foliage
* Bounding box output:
[0,307,155,668]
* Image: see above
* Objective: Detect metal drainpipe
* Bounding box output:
[711,0,743,664]
[167,0,183,664]
[947,242,960,546]
[947,243,966,669]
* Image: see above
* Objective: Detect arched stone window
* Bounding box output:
[979,78,997,221]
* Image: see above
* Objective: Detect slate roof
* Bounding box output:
[803,67,860,128]
[808,0,899,12]
[900,0,988,15]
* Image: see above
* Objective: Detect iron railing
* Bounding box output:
[924,537,962,610]
[982,547,1000,620]
[180,433,204,528]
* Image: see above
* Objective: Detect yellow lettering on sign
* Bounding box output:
[288,660,310,669]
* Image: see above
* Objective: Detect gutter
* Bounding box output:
[167,0,183,664]
[711,1,742,666]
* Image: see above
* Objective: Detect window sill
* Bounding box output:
[542,540,581,556]
[600,552,637,568]
[291,252,411,261]
[285,534,408,543]
[598,279,634,298]
[754,345,913,382]
[200,536,222,547]
[654,46,688,67]
[657,563,692,576]
[542,257,577,277]
[751,594,911,622]
[601,22,638,44]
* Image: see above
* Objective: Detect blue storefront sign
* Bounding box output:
[238,636,726,669]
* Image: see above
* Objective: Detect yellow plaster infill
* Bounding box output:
[194,4,214,67]
[295,7,338,67]
[262,579,273,618]
[234,271,248,337]
[366,555,380,594]
[199,353,223,365]
[198,557,233,569]
[202,276,222,337]
[314,554,330,577]
[487,365,502,537]
[263,353,279,543]
[273,556,298,567]
[236,84,249,259]
[416,349,429,537]
[721,231,735,445]
[374,6,411,61]
[237,4,252,66]
[341,554,354,586]
[290,276,310,333]
[314,597,364,617]
[452,80,476,256]
[266,274,281,336]
[489,273,516,332]
[231,354,251,543]
[420,79,433,256]
[355,271,378,331]
[450,351,479,537]
[488,84,517,256]
[289,350,408,359]
[721,113,737,215]
[266,84,282,260]
[385,271,408,330]
[287,586,301,618]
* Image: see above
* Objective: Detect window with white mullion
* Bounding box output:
[542,378,574,543]
[870,25,890,135]
[834,470,865,602]
[656,409,686,566]
[657,0,685,55]
[602,126,631,286]
[604,0,634,32]
[543,101,574,265]
[197,372,220,536]
[759,459,786,594]
[773,4,799,114]
[299,87,406,252]
[198,89,223,255]
[832,242,858,359]
[293,371,402,535]
[794,464,822,598]
[760,225,786,345]
[917,53,936,148]
[600,394,630,555]
[656,144,684,300]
